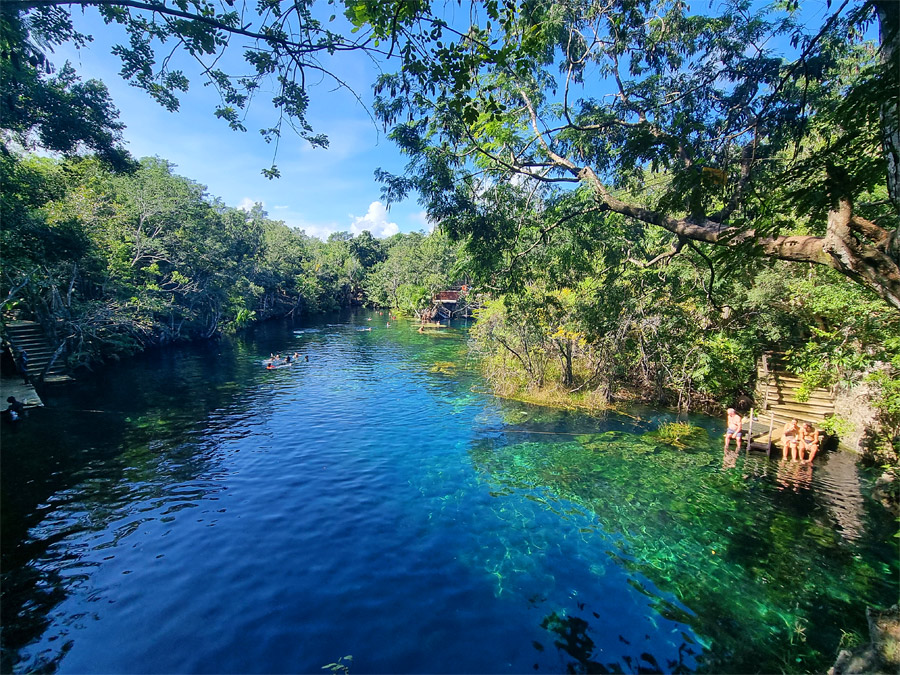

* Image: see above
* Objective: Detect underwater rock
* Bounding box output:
[872,471,899,516]
[829,605,900,675]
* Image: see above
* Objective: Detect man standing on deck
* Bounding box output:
[724,407,744,451]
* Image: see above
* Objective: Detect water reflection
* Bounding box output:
[1,340,259,673]
[774,458,815,493]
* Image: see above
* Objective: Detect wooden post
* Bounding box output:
[745,408,754,453]
[767,412,775,457]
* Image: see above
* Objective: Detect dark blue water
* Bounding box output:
[2,312,896,674]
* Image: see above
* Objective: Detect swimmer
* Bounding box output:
[5,396,25,421]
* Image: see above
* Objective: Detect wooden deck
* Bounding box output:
[748,352,836,450]
[0,376,44,408]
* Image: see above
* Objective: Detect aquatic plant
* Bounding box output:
[322,655,352,675]
[467,428,898,673]
[651,422,708,449]
[429,361,457,375]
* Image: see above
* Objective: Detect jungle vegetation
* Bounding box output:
[1,0,898,458]
[0,152,463,366]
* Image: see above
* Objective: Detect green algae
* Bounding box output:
[468,428,898,673]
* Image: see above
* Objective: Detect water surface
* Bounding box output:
[1,312,896,673]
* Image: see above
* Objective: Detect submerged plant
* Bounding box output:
[652,422,708,448]
[322,655,352,675]
[430,361,457,375]
[467,426,897,673]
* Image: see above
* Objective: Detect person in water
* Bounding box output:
[782,419,801,460]
[724,407,743,451]
[5,396,25,421]
[800,422,820,463]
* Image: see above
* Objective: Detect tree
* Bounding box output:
[0,0,408,177]
[0,8,131,168]
[367,0,900,310]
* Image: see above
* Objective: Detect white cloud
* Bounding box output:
[410,210,436,233]
[349,201,400,238]
[284,217,342,241]
[238,197,261,212]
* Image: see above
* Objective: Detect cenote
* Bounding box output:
[1,311,897,674]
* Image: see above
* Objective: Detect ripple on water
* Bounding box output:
[1,315,896,675]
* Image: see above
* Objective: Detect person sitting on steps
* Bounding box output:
[782,419,801,461]
[724,408,744,451]
[800,422,820,464]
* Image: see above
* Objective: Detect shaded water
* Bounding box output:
[1,312,896,674]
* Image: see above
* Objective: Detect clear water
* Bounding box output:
[1,311,896,674]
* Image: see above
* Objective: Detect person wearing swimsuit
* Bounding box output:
[724,408,744,451]
[800,423,820,463]
[782,419,801,461]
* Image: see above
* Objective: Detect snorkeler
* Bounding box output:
[5,396,25,421]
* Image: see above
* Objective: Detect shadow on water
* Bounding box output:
[467,426,898,674]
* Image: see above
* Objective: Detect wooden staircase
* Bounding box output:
[749,352,834,448]
[3,321,72,383]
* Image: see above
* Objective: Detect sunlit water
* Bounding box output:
[1,312,896,674]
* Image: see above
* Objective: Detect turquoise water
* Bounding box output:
[1,311,896,673]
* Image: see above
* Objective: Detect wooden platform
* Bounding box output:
[749,352,836,448]
[0,376,44,408]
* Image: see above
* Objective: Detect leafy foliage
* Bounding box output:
[0,151,454,370]
[368,0,900,308]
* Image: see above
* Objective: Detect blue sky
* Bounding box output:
[53,7,430,240]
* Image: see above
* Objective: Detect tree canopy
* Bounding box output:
[3,0,900,307]
[1,0,398,177]
[4,1,897,311]
[364,0,900,310]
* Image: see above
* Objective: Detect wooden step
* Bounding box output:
[44,374,74,383]
[3,322,69,383]
[764,405,835,419]
[755,386,834,404]
[758,384,833,398]
[763,399,834,412]
[17,348,53,357]
[765,409,834,425]
[760,413,825,430]
[757,376,831,391]
[756,403,826,419]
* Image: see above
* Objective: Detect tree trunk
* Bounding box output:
[875,1,900,261]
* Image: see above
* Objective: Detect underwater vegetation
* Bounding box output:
[429,361,458,375]
[649,422,709,449]
[468,429,898,673]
